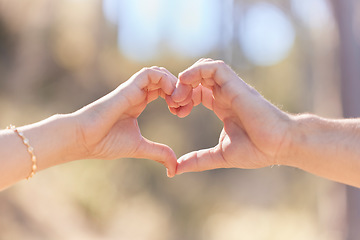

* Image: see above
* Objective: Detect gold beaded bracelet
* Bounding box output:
[7,125,37,179]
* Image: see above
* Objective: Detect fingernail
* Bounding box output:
[166,168,172,178]
[171,86,178,98]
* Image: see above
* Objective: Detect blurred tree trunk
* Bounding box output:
[331,1,360,239]
[219,0,245,69]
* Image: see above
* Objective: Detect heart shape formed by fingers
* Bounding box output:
[164,59,287,175]
[84,58,288,179]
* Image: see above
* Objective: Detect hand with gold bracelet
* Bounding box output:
[0,67,180,191]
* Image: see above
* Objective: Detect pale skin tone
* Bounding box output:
[1,59,360,190]
[171,58,360,188]
[0,67,182,191]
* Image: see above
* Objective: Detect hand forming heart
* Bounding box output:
[3,57,360,191]
[73,58,292,178]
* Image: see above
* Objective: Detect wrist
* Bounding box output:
[54,113,85,163]
[18,113,81,171]
[282,114,325,168]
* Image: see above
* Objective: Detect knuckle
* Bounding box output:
[149,66,160,70]
[140,67,151,74]
[214,60,225,67]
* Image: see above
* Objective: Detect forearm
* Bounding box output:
[284,114,360,188]
[0,114,80,190]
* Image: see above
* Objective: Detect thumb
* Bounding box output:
[176,147,225,175]
[132,137,177,178]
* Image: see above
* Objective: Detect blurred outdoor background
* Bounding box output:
[0,0,360,239]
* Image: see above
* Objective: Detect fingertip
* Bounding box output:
[160,75,176,96]
[167,168,176,178]
[178,69,192,82]
[176,90,192,107]
[166,168,171,178]
[175,169,183,176]
[178,71,185,80]
[176,103,193,118]
[178,68,202,88]
[168,106,178,115]
[166,95,179,108]
[172,82,192,103]
[166,149,178,178]
[175,154,190,175]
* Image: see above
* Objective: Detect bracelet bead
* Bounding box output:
[7,125,37,179]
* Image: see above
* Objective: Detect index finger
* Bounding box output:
[171,81,193,103]
[136,67,177,96]
[178,59,235,88]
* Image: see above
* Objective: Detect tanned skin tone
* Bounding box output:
[171,59,360,188]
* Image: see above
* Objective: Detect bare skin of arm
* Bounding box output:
[172,58,360,188]
[0,67,179,191]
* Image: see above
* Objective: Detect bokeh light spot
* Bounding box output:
[166,0,220,57]
[102,0,220,61]
[117,0,164,62]
[291,0,332,29]
[239,3,295,66]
